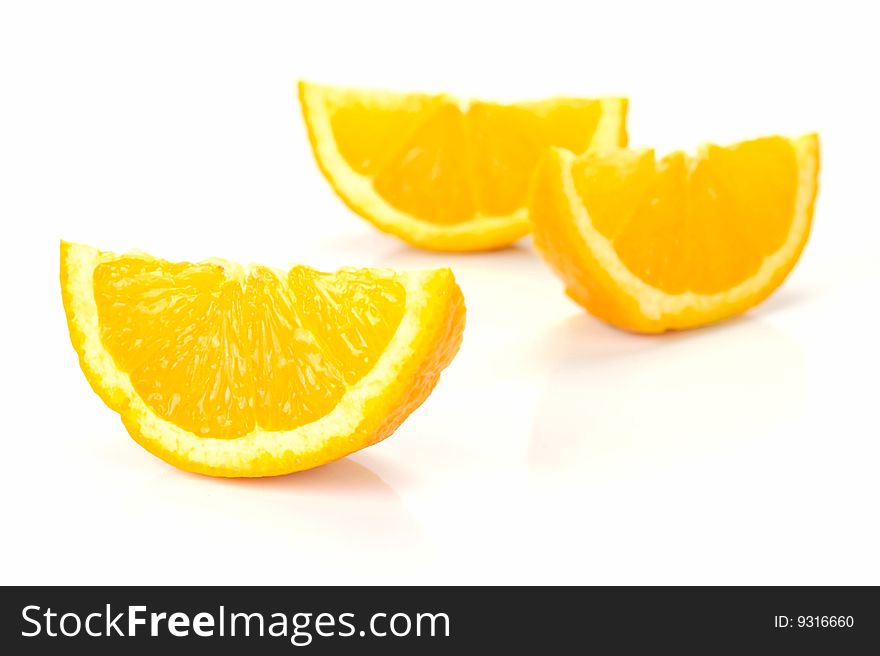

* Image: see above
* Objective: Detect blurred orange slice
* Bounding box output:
[529,134,820,332]
[299,81,628,251]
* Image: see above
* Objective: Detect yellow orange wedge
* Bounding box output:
[529,134,820,333]
[299,81,628,251]
[60,241,465,477]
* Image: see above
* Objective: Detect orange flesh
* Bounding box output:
[331,96,605,223]
[330,93,443,176]
[94,258,405,438]
[572,136,798,294]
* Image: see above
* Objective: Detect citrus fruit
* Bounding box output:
[299,81,628,251]
[60,241,465,477]
[529,133,819,333]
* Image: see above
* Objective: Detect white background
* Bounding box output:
[1,0,879,585]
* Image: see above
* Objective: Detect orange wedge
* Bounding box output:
[299,81,628,251]
[529,134,820,333]
[61,241,465,477]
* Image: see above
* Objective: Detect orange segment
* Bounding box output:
[245,266,345,433]
[570,148,655,239]
[299,81,628,251]
[529,134,819,333]
[287,266,406,384]
[96,258,257,438]
[61,241,465,476]
[614,152,691,294]
[329,92,443,176]
[704,137,799,255]
[374,103,476,225]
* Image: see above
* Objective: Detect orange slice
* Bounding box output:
[60,241,465,477]
[529,134,820,332]
[299,81,628,251]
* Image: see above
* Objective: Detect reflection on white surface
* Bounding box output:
[529,314,806,483]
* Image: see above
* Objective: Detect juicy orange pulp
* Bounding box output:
[94,256,405,438]
[573,137,799,294]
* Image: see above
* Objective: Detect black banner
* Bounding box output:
[1,586,877,653]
